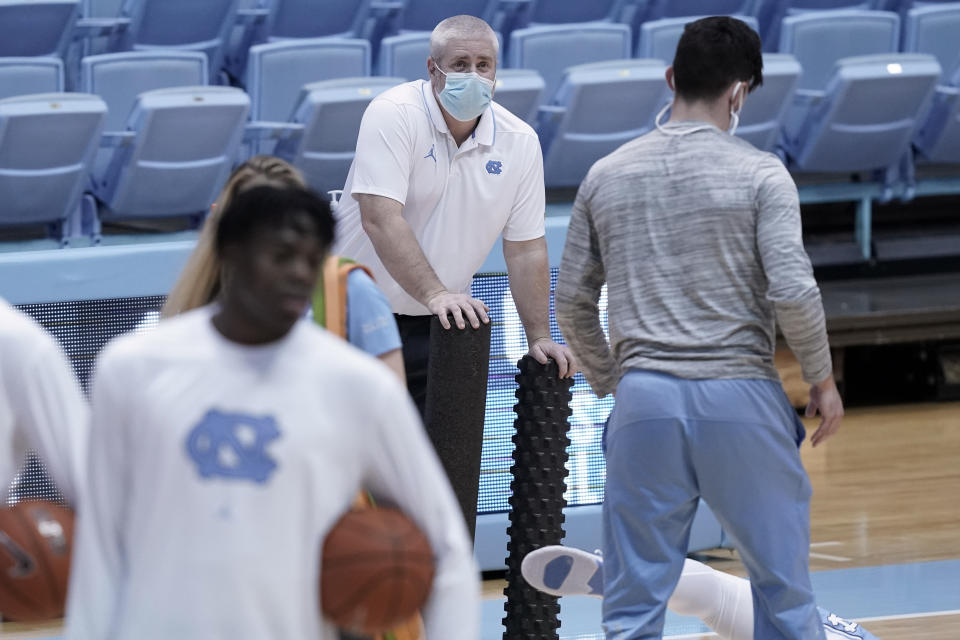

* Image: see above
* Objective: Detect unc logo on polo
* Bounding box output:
[185,409,281,484]
[486,160,503,175]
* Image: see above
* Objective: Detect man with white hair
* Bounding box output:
[334,15,576,537]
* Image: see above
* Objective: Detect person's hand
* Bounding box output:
[529,338,578,378]
[426,291,490,330]
[805,375,844,447]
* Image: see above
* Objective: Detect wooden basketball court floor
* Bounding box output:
[2,402,957,639]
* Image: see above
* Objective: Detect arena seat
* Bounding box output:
[246,38,371,123]
[81,50,209,131]
[507,23,632,109]
[0,57,64,100]
[0,0,78,58]
[493,68,546,124]
[904,5,960,169]
[736,54,803,153]
[275,77,403,194]
[636,14,759,59]
[88,86,249,225]
[782,53,940,173]
[80,51,248,226]
[0,93,106,243]
[523,0,627,25]
[244,38,370,156]
[537,59,668,188]
[762,0,885,51]
[376,31,430,79]
[641,0,760,20]
[779,10,900,91]
[396,0,500,32]
[97,0,240,83]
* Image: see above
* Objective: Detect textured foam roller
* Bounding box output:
[503,356,574,640]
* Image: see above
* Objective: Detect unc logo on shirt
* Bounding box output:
[486,160,503,175]
[185,409,281,484]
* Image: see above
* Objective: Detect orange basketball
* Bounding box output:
[0,500,74,622]
[320,507,435,635]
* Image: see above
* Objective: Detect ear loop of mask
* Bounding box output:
[728,81,743,135]
[655,81,745,137]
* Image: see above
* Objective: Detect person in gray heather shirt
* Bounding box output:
[555,17,844,640]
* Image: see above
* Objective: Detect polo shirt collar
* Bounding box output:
[419,79,496,147]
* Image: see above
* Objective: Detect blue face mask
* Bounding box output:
[434,66,494,122]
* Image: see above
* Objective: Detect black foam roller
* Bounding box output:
[423,316,491,541]
[503,356,574,640]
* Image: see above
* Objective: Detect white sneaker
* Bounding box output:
[520,545,604,597]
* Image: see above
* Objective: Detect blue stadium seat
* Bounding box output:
[738,53,802,153]
[81,51,208,131]
[376,31,430,80]
[90,86,249,223]
[493,68,546,123]
[246,38,370,123]
[902,3,960,78]
[117,0,240,83]
[508,23,632,109]
[762,1,885,52]
[636,14,759,60]
[397,0,499,32]
[245,39,371,156]
[265,0,388,40]
[536,58,669,187]
[0,0,78,57]
[905,4,960,165]
[641,0,760,20]
[524,0,627,24]
[782,53,941,174]
[275,77,404,193]
[0,93,106,243]
[0,57,64,100]
[80,51,247,225]
[779,10,900,90]
[912,65,960,164]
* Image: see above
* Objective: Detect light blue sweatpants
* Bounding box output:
[602,370,824,640]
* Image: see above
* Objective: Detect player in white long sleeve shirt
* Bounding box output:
[65,185,479,640]
[0,298,87,504]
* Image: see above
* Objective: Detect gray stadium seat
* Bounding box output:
[537,59,669,188]
[508,23,632,109]
[376,31,430,80]
[275,77,404,194]
[0,0,78,57]
[905,5,960,167]
[762,0,885,51]
[0,57,64,101]
[736,53,802,153]
[83,0,241,83]
[80,51,248,224]
[246,38,371,124]
[81,50,209,131]
[782,53,941,174]
[636,14,760,60]
[493,68,546,124]
[642,0,760,20]
[525,0,627,24]
[779,10,901,91]
[90,86,249,222]
[0,93,106,243]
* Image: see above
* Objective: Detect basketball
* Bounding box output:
[320,507,435,634]
[0,501,74,622]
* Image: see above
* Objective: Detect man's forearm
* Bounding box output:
[504,238,551,343]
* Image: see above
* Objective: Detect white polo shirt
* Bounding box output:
[333,79,546,316]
